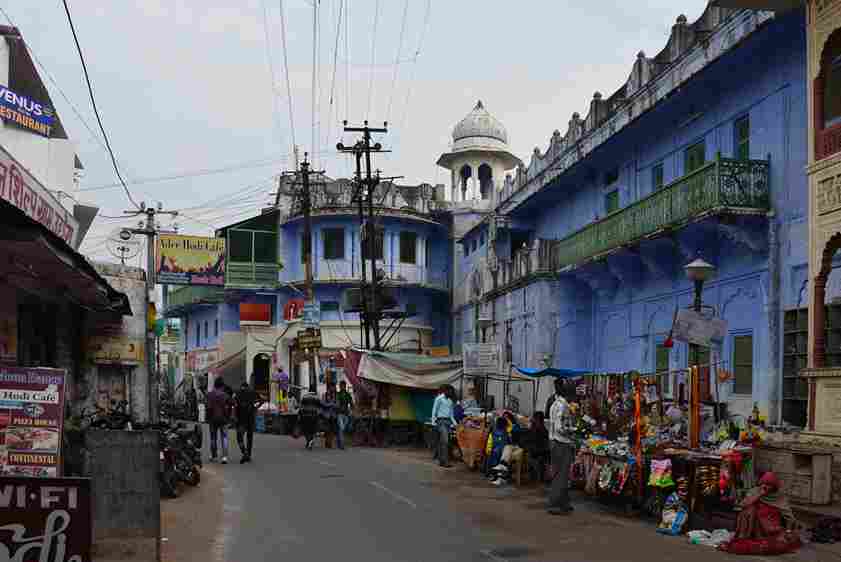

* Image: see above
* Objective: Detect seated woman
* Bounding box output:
[719,472,801,555]
[486,417,512,484]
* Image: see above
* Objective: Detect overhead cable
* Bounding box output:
[366,0,380,120]
[279,0,297,151]
[62,0,140,210]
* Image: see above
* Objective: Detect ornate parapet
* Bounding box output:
[802,367,841,434]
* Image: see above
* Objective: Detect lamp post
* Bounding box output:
[684,256,716,446]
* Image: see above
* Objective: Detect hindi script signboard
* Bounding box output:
[0,476,92,561]
[0,367,67,478]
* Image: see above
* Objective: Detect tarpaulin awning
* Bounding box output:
[515,366,591,379]
[355,349,463,390]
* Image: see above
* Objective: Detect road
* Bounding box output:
[161,433,828,562]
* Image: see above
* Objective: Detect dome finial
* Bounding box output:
[475,100,484,110]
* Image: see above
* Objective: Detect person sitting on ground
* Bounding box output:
[719,471,801,555]
[486,416,513,485]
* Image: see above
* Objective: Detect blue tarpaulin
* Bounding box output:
[514,366,591,378]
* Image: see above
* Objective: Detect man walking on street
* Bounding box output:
[336,380,353,450]
[431,385,457,468]
[234,379,262,464]
[207,377,232,464]
[547,378,575,515]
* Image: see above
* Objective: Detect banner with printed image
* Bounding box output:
[0,367,66,477]
[155,234,225,286]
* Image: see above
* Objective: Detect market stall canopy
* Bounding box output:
[0,198,131,314]
[355,349,464,390]
[515,366,591,379]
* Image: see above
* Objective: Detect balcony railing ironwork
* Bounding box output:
[550,155,770,269]
[226,262,280,288]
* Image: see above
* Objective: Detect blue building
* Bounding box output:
[165,176,453,400]
[451,6,811,425]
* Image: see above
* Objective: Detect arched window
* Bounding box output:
[459,165,472,201]
[816,30,841,160]
[478,163,493,200]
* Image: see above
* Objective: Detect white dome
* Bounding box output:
[452,100,508,147]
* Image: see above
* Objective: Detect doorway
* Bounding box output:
[252,353,271,396]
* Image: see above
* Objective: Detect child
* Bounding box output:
[486,417,512,485]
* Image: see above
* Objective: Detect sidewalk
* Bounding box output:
[160,464,224,562]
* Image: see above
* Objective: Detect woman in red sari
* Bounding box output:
[720,472,801,555]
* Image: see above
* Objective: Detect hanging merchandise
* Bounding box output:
[649,459,675,488]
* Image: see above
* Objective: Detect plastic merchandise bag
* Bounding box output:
[657,493,688,536]
[648,459,675,488]
[688,530,733,547]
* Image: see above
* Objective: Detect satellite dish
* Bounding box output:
[106,228,141,264]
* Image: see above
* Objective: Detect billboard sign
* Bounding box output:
[155,234,225,286]
[86,335,144,364]
[0,476,92,561]
[463,343,502,375]
[672,309,728,349]
[0,367,67,478]
[0,85,55,137]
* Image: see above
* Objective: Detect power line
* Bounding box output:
[260,0,284,148]
[279,0,297,152]
[325,0,344,156]
[394,0,431,153]
[311,1,318,166]
[61,0,140,210]
[386,0,409,122]
[366,0,380,120]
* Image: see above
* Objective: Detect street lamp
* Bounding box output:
[684,255,717,443]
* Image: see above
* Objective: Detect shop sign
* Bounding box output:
[0,476,91,561]
[425,346,451,358]
[296,329,322,351]
[0,85,55,137]
[86,336,144,364]
[155,234,225,286]
[302,302,320,328]
[0,367,66,478]
[462,343,501,375]
[240,303,271,326]
[672,309,728,349]
[0,147,77,245]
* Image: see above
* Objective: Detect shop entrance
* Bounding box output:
[253,353,271,396]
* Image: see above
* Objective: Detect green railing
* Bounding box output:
[551,156,770,269]
[166,285,225,310]
[226,262,279,288]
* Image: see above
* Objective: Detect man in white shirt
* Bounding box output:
[547,378,575,515]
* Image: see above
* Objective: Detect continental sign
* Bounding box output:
[0,85,55,137]
[156,234,225,286]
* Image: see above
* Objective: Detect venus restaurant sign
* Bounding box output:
[0,147,77,246]
[0,85,55,137]
[0,476,92,561]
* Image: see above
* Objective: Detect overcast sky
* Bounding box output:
[7,0,708,261]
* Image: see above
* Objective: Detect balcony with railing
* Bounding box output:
[290,261,450,292]
[226,228,279,289]
[550,156,770,270]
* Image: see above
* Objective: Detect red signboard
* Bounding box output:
[240,303,271,326]
[0,367,67,478]
[0,476,92,561]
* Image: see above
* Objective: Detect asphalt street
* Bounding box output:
[194,433,826,562]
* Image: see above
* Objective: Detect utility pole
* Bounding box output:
[338,121,390,350]
[282,154,324,391]
[124,202,178,424]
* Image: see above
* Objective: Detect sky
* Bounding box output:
[6,0,709,262]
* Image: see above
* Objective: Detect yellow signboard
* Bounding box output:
[156,234,225,286]
[87,336,144,364]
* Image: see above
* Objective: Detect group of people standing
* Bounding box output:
[298,380,354,450]
[205,377,264,464]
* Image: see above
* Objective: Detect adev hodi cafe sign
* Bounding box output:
[0,477,91,561]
